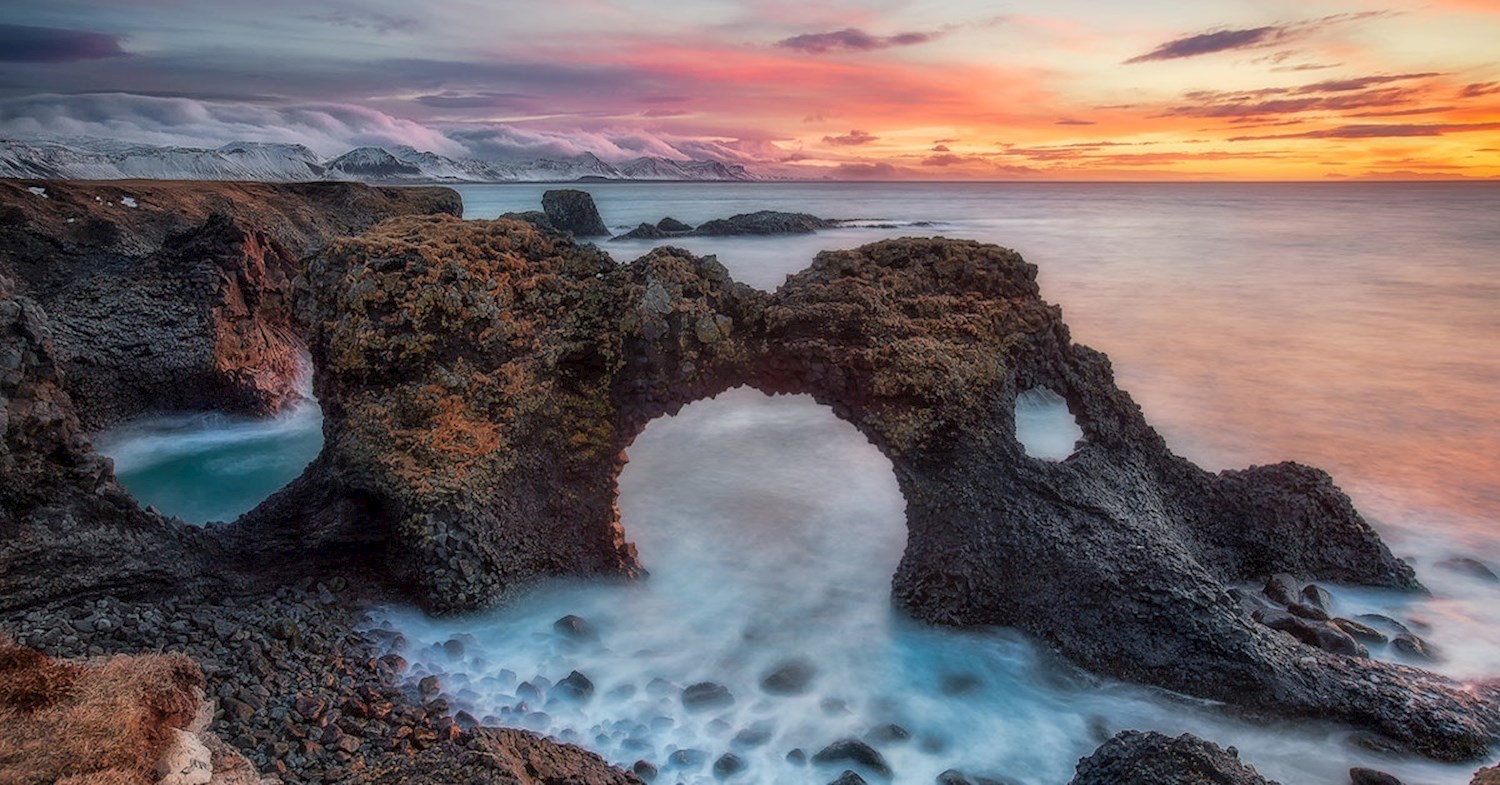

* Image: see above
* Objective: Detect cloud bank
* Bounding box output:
[777,28,938,54]
[0,24,127,63]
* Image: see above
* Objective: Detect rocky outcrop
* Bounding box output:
[693,209,837,235]
[613,209,838,240]
[1070,731,1279,785]
[540,189,609,237]
[267,216,1498,761]
[0,179,461,429]
[0,275,217,610]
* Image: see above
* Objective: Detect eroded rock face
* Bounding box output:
[272,215,1498,761]
[0,276,214,610]
[0,179,461,428]
[1070,731,1279,785]
[541,189,610,237]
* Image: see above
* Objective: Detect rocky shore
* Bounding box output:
[3,181,1498,783]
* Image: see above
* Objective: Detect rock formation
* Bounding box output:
[0,179,461,429]
[1069,731,1279,785]
[540,188,610,237]
[268,215,1497,761]
[614,209,838,240]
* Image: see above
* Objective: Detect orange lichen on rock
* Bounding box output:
[0,635,204,785]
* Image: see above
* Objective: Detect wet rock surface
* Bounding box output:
[614,209,841,240]
[273,216,1497,760]
[541,188,610,237]
[1070,731,1279,785]
[0,179,460,429]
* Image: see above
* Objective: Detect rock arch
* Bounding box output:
[243,214,1496,760]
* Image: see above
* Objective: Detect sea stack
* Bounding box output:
[541,189,610,237]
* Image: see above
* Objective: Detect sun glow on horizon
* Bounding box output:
[1,0,1497,180]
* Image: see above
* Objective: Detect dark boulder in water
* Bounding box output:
[761,659,816,694]
[829,772,868,785]
[1436,556,1499,582]
[714,752,746,778]
[615,222,673,240]
[1071,731,1280,785]
[553,614,597,641]
[812,738,892,779]
[691,210,836,235]
[541,188,610,237]
[497,210,558,233]
[554,670,594,702]
[681,681,734,710]
[1349,768,1404,785]
[657,216,693,232]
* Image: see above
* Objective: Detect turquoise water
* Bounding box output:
[93,182,1500,782]
[92,403,323,524]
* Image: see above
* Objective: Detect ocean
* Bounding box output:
[96,181,1500,783]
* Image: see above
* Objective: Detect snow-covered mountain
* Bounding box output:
[0,137,759,183]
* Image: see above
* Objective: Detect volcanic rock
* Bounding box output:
[657,217,693,232]
[0,179,460,429]
[812,738,892,779]
[1349,768,1404,785]
[541,189,609,237]
[691,210,836,235]
[274,217,1499,760]
[1070,731,1279,785]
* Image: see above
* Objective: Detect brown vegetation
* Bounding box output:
[0,635,203,785]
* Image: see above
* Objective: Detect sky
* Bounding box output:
[1,0,1498,180]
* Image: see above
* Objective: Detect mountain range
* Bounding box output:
[0,138,760,183]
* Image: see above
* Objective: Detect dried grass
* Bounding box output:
[0,635,204,785]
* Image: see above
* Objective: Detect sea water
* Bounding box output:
[94,182,1500,782]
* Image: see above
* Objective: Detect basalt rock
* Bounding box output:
[1070,731,1279,785]
[0,179,460,429]
[0,276,218,610]
[692,210,836,235]
[541,189,610,237]
[266,216,1498,761]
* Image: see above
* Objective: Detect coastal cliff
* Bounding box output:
[0,179,461,429]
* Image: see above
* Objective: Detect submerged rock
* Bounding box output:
[761,659,816,694]
[692,210,837,235]
[1070,731,1280,785]
[812,738,892,779]
[1349,768,1404,785]
[830,772,868,785]
[681,682,734,710]
[541,189,610,237]
[1437,557,1499,582]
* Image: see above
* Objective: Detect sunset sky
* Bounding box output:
[2,0,1498,179]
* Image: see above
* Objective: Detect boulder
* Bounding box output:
[691,210,836,236]
[812,738,892,779]
[1349,768,1404,785]
[614,223,672,241]
[1437,557,1499,582]
[541,189,610,237]
[682,682,734,710]
[1070,731,1279,785]
[657,217,694,232]
[761,659,816,695]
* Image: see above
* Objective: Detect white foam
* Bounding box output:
[122,196,139,208]
[27,186,46,198]
[1014,388,1082,460]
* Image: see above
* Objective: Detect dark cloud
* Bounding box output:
[1161,73,1439,120]
[777,28,938,54]
[1346,106,1452,118]
[640,108,690,118]
[931,144,950,152]
[411,91,538,109]
[1055,118,1095,126]
[1125,12,1388,64]
[1272,62,1342,72]
[1229,121,1500,141]
[1461,82,1500,98]
[1126,26,1279,64]
[0,23,126,63]
[803,113,828,123]
[302,10,419,34]
[823,129,878,146]
[1293,73,1439,93]
[922,154,968,166]
[933,137,959,144]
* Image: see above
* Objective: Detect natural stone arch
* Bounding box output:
[240,214,1497,761]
